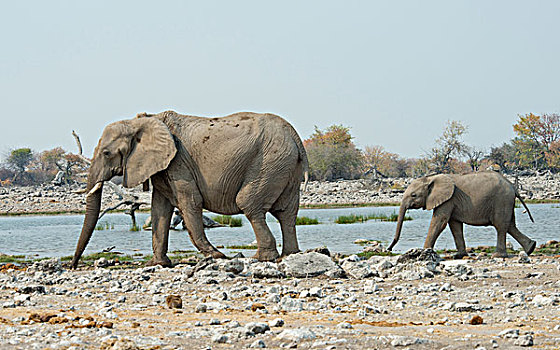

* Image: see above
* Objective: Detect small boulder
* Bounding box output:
[279,252,344,278]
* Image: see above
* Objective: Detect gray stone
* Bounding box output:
[279,296,303,312]
[279,252,344,278]
[245,322,270,335]
[390,335,427,346]
[249,262,285,279]
[276,328,316,341]
[396,248,441,265]
[341,260,377,279]
[518,251,530,264]
[514,334,534,347]
[269,318,285,327]
[212,333,228,343]
[250,339,267,348]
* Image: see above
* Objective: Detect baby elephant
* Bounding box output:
[388,171,536,258]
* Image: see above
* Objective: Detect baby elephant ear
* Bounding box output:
[426,175,455,210]
[123,117,177,188]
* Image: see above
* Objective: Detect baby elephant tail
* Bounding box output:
[516,191,534,223]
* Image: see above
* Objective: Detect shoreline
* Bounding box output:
[2,198,560,217]
[2,173,560,216]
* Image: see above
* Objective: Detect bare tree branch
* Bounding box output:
[72,130,91,165]
[98,200,149,220]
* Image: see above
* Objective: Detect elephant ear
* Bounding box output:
[426,175,455,210]
[122,117,177,188]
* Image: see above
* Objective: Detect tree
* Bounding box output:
[465,146,484,172]
[363,145,408,178]
[512,113,560,169]
[427,120,468,173]
[38,147,88,184]
[487,142,517,172]
[304,125,363,181]
[5,148,33,183]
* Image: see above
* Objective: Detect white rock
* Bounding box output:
[277,328,316,341]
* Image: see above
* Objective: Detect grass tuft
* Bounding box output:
[226,244,258,249]
[95,222,115,231]
[336,212,412,224]
[212,215,243,227]
[0,254,26,263]
[335,214,368,224]
[357,250,397,259]
[296,216,319,225]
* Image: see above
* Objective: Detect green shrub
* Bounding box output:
[212,215,243,227]
[357,250,397,259]
[336,212,412,224]
[226,244,258,249]
[82,252,133,262]
[95,222,115,231]
[296,216,319,225]
[0,254,26,263]
[335,214,368,224]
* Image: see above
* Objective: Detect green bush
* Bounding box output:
[296,216,319,225]
[226,244,258,249]
[212,215,243,227]
[336,212,412,224]
[95,222,115,231]
[335,214,367,224]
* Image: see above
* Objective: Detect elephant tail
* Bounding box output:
[515,191,534,223]
[288,125,309,192]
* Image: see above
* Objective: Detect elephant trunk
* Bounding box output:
[387,204,408,251]
[71,175,103,268]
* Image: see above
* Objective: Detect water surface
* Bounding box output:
[0,205,556,258]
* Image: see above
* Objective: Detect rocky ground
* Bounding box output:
[1,247,559,349]
[2,172,560,215]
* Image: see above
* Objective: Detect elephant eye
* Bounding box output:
[102,150,111,157]
[411,193,417,198]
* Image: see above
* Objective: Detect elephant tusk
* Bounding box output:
[87,182,103,197]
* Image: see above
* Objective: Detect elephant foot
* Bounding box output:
[146,255,173,267]
[524,240,537,255]
[201,249,227,260]
[253,248,280,262]
[491,251,509,259]
[281,248,300,257]
[452,251,468,259]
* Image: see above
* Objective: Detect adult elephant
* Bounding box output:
[71,110,308,268]
[387,171,536,258]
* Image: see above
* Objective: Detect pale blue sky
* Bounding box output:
[1,1,559,158]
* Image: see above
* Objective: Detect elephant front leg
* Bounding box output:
[146,189,173,267]
[423,211,450,250]
[448,219,468,259]
[181,206,226,260]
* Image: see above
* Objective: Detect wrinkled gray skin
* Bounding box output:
[71,111,308,268]
[388,172,536,258]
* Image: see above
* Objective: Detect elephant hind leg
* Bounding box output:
[508,224,537,255]
[448,219,467,259]
[245,211,280,261]
[493,224,509,258]
[270,184,300,257]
